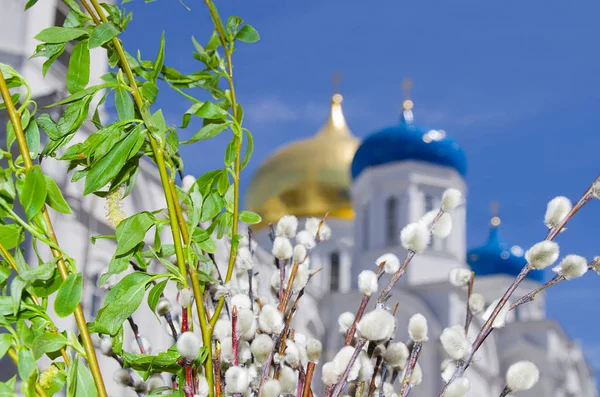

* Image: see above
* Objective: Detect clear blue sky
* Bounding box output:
[119,0,600,384]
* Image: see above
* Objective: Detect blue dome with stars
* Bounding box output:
[351,100,467,180]
[467,215,543,282]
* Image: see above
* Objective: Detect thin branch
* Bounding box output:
[330,338,367,397]
[399,342,422,397]
[464,271,475,334]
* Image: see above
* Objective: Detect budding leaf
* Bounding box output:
[239,210,261,225]
[0,224,24,250]
[89,22,120,48]
[45,176,72,214]
[235,24,260,43]
[20,165,47,219]
[148,279,168,313]
[66,40,90,94]
[54,273,82,318]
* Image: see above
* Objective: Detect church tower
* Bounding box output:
[245,81,360,298]
[349,82,468,285]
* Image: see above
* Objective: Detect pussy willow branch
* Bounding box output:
[302,361,316,397]
[204,0,243,333]
[464,271,475,334]
[0,69,106,396]
[438,177,598,396]
[399,342,422,397]
[0,243,71,366]
[499,386,511,397]
[330,338,367,397]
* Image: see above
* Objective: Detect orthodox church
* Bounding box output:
[0,2,597,394]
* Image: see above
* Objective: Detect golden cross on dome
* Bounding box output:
[490,201,501,227]
[332,73,343,103]
[402,78,413,110]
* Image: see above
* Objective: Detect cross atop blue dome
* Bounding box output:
[467,206,543,282]
[350,95,467,180]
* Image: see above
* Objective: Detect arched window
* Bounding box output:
[362,205,369,249]
[330,251,340,292]
[386,197,397,246]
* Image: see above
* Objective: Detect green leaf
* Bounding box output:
[20,166,47,219]
[35,113,60,140]
[45,84,108,107]
[67,40,90,94]
[17,349,36,382]
[35,27,88,43]
[68,357,98,397]
[115,212,154,255]
[241,128,254,170]
[114,87,135,121]
[195,102,228,120]
[235,24,260,43]
[152,32,165,80]
[24,121,40,159]
[183,122,229,144]
[0,334,12,360]
[147,279,168,314]
[141,82,159,103]
[19,261,57,281]
[45,176,72,214]
[54,273,82,318]
[99,250,133,286]
[92,273,150,335]
[0,224,24,250]
[201,193,224,222]
[224,138,236,166]
[89,22,119,48]
[239,210,261,225]
[84,126,145,194]
[32,332,67,359]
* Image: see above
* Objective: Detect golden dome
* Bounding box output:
[245,94,359,229]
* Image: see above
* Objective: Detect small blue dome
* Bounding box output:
[467,224,543,282]
[351,107,467,179]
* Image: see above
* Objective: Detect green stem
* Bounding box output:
[0,69,106,397]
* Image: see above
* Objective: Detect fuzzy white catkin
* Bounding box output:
[236,308,256,335]
[306,339,322,362]
[433,212,453,238]
[231,294,252,310]
[292,264,310,293]
[99,337,113,356]
[251,334,274,364]
[113,368,132,386]
[482,299,510,328]
[357,309,396,342]
[284,342,300,367]
[296,230,316,249]
[440,326,470,360]
[213,318,232,341]
[468,293,486,315]
[262,379,281,397]
[358,351,374,382]
[147,373,164,392]
[279,366,297,394]
[272,236,293,260]
[156,297,172,316]
[338,312,355,333]
[177,332,201,360]
[400,222,431,253]
[181,175,196,193]
[383,342,409,368]
[441,359,455,383]
[408,313,428,342]
[236,247,254,271]
[130,336,152,354]
[322,362,339,385]
[444,377,470,397]
[332,346,362,381]
[225,367,250,394]
[553,254,588,280]
[196,376,209,397]
[506,361,539,391]
[212,285,230,300]
[441,188,463,212]
[449,268,472,287]
[525,241,560,269]
[358,270,378,296]
[178,288,193,308]
[293,244,308,264]
[276,215,298,238]
[544,196,572,229]
[376,253,401,274]
[305,217,329,240]
[259,304,284,334]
